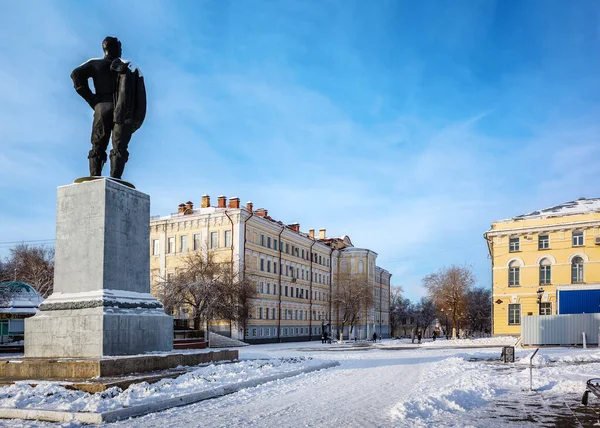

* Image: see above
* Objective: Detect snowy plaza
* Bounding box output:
[2,337,600,427]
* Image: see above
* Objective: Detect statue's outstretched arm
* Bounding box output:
[70,60,96,109]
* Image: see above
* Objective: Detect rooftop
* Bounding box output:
[503,197,600,222]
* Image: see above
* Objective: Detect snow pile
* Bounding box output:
[516,349,600,366]
[0,357,324,413]
[390,357,498,423]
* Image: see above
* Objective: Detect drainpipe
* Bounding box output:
[242,211,254,281]
[308,239,316,342]
[224,210,235,338]
[277,225,285,342]
[328,247,333,339]
[224,211,235,273]
[379,270,383,338]
[484,232,494,336]
[365,250,370,340]
[240,210,254,342]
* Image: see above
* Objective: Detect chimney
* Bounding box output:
[217,195,227,208]
[177,203,186,214]
[319,228,326,239]
[255,208,268,217]
[289,223,300,233]
[201,194,210,208]
[185,201,193,213]
[228,197,240,209]
[309,229,315,239]
[246,201,253,212]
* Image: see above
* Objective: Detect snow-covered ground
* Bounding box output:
[2,338,600,427]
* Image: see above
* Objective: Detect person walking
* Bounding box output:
[372,332,377,342]
[417,331,422,344]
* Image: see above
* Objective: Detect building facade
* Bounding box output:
[149,195,391,343]
[484,198,600,335]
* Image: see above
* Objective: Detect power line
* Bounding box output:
[0,239,55,247]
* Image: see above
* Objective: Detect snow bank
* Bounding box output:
[0,357,325,413]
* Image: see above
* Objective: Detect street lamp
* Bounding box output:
[536,286,545,315]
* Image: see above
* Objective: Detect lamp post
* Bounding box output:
[536,286,545,315]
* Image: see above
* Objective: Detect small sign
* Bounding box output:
[495,299,503,304]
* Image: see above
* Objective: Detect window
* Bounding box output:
[210,232,218,248]
[319,255,322,264]
[285,286,288,296]
[295,310,298,320]
[224,230,232,248]
[572,256,584,283]
[508,304,521,325]
[267,260,271,272]
[573,231,584,247]
[260,282,264,293]
[266,283,270,294]
[538,234,549,250]
[152,239,160,256]
[274,239,278,251]
[286,243,289,253]
[267,237,271,248]
[274,262,277,274]
[266,308,269,319]
[167,237,175,254]
[508,261,520,286]
[539,302,552,316]
[509,237,520,252]
[260,259,265,271]
[252,328,257,337]
[272,309,276,319]
[358,260,364,274]
[180,235,188,253]
[302,249,305,259]
[539,258,551,285]
[259,308,263,319]
[193,233,201,251]
[261,235,265,246]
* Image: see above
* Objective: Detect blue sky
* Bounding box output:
[2,0,600,301]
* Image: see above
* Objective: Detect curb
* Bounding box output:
[0,360,339,424]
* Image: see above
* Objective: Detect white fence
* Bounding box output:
[521,313,600,346]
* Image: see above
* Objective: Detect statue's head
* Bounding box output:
[102,36,122,59]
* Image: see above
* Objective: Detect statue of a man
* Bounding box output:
[70,37,146,179]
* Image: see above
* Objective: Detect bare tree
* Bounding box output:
[389,287,414,338]
[332,272,374,342]
[155,250,256,342]
[465,287,491,335]
[415,297,437,337]
[422,265,476,339]
[3,244,54,297]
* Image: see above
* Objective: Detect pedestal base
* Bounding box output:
[25,306,172,358]
[0,349,239,392]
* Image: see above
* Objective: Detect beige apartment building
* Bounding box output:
[149,194,392,343]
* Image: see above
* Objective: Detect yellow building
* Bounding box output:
[484,198,600,335]
[149,194,391,343]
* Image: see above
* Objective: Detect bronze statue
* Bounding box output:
[71,37,146,179]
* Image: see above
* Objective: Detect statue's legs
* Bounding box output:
[110,123,133,179]
[89,102,114,176]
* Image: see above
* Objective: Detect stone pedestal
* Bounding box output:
[25,178,173,357]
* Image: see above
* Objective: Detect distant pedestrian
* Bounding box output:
[321,334,325,344]
[432,331,437,342]
[417,331,422,344]
[372,332,377,342]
